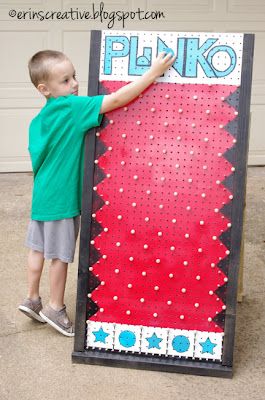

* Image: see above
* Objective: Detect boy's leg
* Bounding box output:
[40,258,74,337]
[49,258,68,310]
[18,249,46,322]
[27,249,45,299]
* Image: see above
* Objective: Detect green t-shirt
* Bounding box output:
[29,94,104,221]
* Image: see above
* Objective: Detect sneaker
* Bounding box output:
[39,304,74,337]
[18,297,46,323]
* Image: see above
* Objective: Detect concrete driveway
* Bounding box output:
[0,169,264,400]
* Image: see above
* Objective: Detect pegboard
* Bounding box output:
[72,30,254,378]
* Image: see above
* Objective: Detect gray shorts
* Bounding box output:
[25,217,80,263]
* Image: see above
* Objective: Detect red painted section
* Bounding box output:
[89,82,237,333]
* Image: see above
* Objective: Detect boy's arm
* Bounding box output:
[100,52,176,114]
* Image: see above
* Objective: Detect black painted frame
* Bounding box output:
[72,31,254,378]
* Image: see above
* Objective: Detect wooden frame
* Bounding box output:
[72,31,254,378]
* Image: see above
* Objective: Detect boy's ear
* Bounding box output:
[37,83,50,97]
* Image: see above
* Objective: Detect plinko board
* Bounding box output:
[72,30,254,377]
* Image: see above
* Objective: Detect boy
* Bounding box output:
[19,48,175,337]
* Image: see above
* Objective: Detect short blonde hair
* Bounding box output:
[28,50,68,87]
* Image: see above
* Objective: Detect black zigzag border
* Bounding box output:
[213,86,240,330]
[86,83,110,320]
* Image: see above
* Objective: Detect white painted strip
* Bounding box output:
[86,320,224,360]
[99,30,243,86]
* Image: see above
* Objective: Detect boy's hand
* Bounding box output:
[148,52,176,79]
[100,51,176,114]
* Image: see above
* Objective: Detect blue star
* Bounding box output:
[146,333,163,349]
[92,327,109,344]
[200,337,217,355]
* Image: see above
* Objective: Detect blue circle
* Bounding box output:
[119,330,136,348]
[172,335,190,353]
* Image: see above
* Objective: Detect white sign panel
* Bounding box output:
[100,30,243,85]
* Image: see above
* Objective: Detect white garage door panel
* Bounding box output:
[0,0,265,171]
[0,31,48,82]
[248,105,265,165]
[249,31,265,165]
[227,0,265,15]
[147,0,216,14]
[0,109,36,171]
[0,29,49,172]
[62,31,91,97]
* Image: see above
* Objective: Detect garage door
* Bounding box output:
[0,0,264,172]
